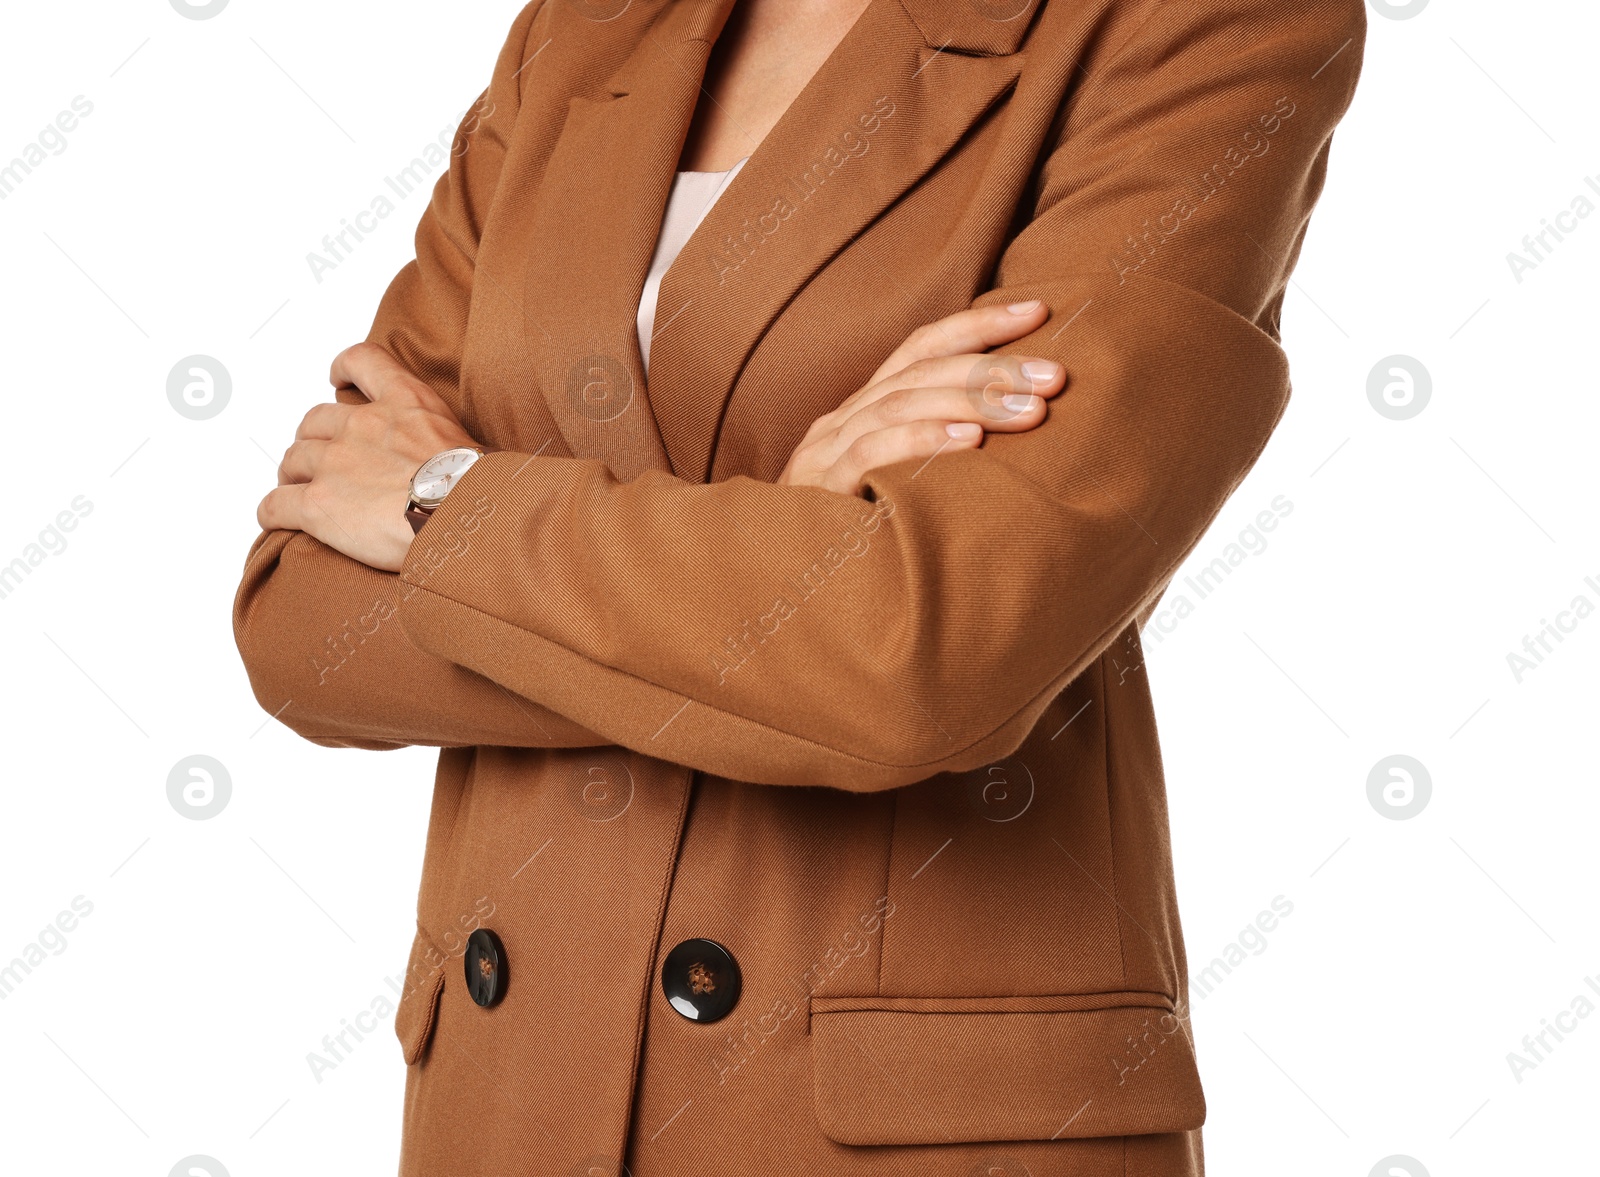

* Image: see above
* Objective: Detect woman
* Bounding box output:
[234,0,1365,1171]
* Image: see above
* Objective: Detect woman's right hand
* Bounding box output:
[776,299,1063,497]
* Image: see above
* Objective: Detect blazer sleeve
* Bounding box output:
[391,0,1364,785]
[232,0,605,751]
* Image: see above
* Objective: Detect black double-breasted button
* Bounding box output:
[464,928,507,1008]
[661,937,740,1023]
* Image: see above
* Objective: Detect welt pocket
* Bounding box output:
[807,991,1204,1146]
[394,923,449,1066]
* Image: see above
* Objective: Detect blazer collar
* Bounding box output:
[897,0,1042,56]
[518,0,1030,482]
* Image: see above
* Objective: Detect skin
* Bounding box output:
[259,0,1063,571]
[775,302,1063,493]
[679,0,875,172]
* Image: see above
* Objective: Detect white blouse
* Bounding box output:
[636,156,748,376]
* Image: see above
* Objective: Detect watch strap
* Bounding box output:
[405,504,434,535]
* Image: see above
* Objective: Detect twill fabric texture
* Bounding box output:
[638,158,748,374]
[231,0,1367,1173]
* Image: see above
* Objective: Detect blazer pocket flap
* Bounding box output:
[394,924,448,1066]
[809,993,1205,1145]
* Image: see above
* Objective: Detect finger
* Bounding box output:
[277,439,329,486]
[257,483,309,532]
[852,352,1065,425]
[329,342,440,410]
[295,402,357,441]
[803,355,1063,467]
[810,382,1051,471]
[824,420,984,497]
[865,300,1050,388]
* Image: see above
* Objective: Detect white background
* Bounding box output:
[0,1,1593,1174]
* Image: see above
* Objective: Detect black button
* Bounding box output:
[464,928,507,1008]
[661,938,741,1023]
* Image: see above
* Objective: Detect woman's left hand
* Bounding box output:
[257,343,483,573]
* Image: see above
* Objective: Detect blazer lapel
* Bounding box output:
[517,0,1030,484]
[645,0,1029,482]
[517,0,739,483]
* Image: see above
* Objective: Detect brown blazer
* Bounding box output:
[233,0,1365,1171]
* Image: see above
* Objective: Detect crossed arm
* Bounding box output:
[233,0,1366,785]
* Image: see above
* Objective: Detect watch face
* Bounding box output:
[411,447,482,506]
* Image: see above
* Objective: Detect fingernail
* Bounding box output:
[946,422,982,440]
[1021,360,1058,383]
[1006,299,1042,314]
[1002,394,1041,413]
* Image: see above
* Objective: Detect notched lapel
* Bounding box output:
[646,0,1026,483]
[898,0,1043,56]
[517,0,1027,485]
[517,0,739,483]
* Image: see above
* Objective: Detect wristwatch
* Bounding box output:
[405,445,490,535]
